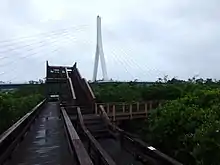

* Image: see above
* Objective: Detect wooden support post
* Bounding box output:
[113,105,116,122]
[122,103,125,113]
[149,101,152,110]
[129,104,132,119]
[95,103,98,114]
[137,102,139,112]
[145,102,148,117]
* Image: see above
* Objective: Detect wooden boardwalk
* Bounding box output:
[7,102,72,165]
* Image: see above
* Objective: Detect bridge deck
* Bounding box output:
[7,102,72,165]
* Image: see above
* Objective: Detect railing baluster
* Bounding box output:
[145,102,148,117]
[149,101,152,110]
[122,103,125,113]
[95,103,98,114]
[113,105,116,122]
[137,102,139,112]
[129,104,132,119]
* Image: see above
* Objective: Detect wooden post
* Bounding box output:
[149,101,152,110]
[129,104,132,119]
[145,102,148,117]
[122,103,125,113]
[95,103,97,114]
[113,104,116,122]
[137,102,139,112]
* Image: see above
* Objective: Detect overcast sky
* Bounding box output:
[0,0,219,83]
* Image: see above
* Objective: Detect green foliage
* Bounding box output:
[91,82,206,102]
[92,83,143,102]
[131,88,220,165]
[12,84,45,97]
[0,86,44,134]
[141,84,183,100]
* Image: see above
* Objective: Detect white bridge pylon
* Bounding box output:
[92,16,108,82]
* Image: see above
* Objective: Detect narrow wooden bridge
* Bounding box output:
[0,62,182,165]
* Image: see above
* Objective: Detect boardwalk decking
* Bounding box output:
[7,102,72,165]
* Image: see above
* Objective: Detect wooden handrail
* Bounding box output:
[99,105,111,124]
[0,99,46,164]
[65,68,76,100]
[95,100,163,106]
[76,107,116,165]
[72,67,94,106]
[68,78,76,100]
[83,78,96,99]
[60,107,93,165]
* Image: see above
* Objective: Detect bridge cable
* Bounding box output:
[0,32,93,81]
[0,33,84,77]
[111,47,141,80]
[110,48,135,80]
[114,47,150,81]
[0,30,85,67]
[119,45,165,80]
[104,28,162,80]
[0,27,87,58]
[5,38,92,82]
[0,24,88,45]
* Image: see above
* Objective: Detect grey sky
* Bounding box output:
[0,0,219,82]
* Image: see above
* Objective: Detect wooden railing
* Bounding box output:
[60,107,93,165]
[65,68,115,165]
[72,67,95,105]
[0,99,46,164]
[82,78,96,101]
[65,68,76,100]
[95,101,162,121]
[76,107,116,165]
[98,105,182,165]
